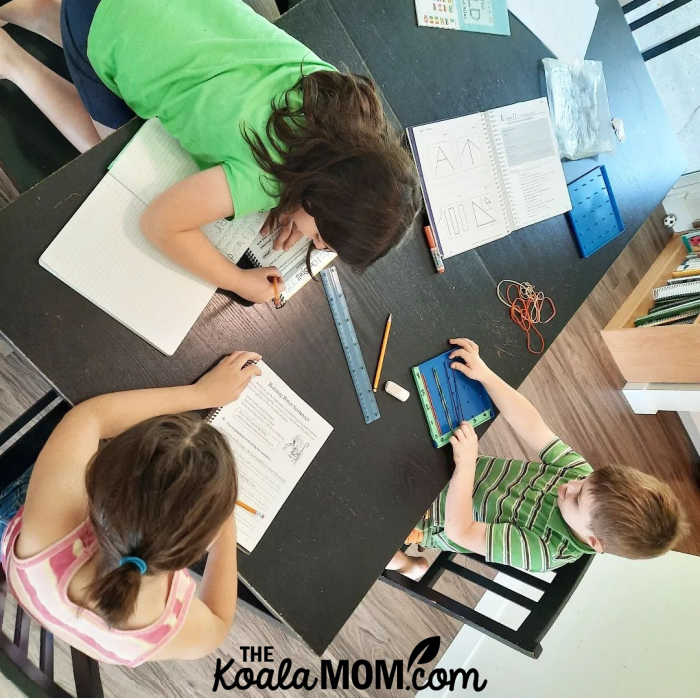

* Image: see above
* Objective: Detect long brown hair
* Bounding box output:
[243,69,422,268]
[85,414,236,627]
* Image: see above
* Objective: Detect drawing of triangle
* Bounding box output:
[472,201,496,227]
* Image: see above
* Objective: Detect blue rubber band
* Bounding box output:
[119,556,147,575]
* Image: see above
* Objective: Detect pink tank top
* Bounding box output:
[1,507,196,667]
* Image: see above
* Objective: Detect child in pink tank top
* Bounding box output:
[1,350,262,665]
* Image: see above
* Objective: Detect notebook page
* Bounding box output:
[246,232,336,303]
[407,112,509,258]
[109,118,259,263]
[39,177,215,356]
[109,118,199,203]
[204,211,268,266]
[486,98,571,231]
[208,361,333,552]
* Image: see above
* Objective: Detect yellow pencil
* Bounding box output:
[236,500,264,519]
[272,277,280,307]
[372,313,392,392]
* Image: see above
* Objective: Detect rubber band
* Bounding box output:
[497,279,556,355]
[119,556,148,575]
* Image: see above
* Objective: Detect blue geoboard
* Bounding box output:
[412,350,494,448]
[566,165,624,258]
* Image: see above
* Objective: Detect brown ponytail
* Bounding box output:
[243,69,422,269]
[85,414,236,627]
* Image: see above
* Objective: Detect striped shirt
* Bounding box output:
[416,438,595,571]
[1,508,196,667]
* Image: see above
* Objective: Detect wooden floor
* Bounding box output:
[0,206,698,696]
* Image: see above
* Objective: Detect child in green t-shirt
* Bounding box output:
[387,338,686,578]
[1,0,421,303]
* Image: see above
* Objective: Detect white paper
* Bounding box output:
[487,97,571,230]
[109,118,200,203]
[246,231,336,303]
[39,177,215,355]
[208,361,333,552]
[507,0,599,63]
[409,112,510,258]
[39,118,265,355]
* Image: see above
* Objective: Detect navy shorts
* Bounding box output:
[60,0,135,129]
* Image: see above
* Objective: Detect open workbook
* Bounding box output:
[39,119,335,355]
[207,361,333,553]
[407,97,571,258]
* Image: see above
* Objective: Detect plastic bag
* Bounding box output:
[543,58,614,160]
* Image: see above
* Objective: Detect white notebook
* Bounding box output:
[207,361,333,553]
[407,97,571,258]
[40,118,337,351]
[39,119,265,355]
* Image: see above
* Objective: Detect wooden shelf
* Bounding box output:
[601,235,700,383]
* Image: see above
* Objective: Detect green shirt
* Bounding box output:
[87,0,336,216]
[417,439,595,572]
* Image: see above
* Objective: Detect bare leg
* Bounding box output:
[1,28,100,152]
[92,119,114,140]
[0,0,62,46]
[385,550,429,581]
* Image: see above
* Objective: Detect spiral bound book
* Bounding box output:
[207,361,333,552]
[407,97,571,258]
[246,231,336,307]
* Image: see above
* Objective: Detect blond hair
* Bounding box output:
[587,465,686,558]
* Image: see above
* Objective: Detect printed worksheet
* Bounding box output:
[487,98,571,230]
[208,361,333,552]
[246,231,336,304]
[408,112,510,258]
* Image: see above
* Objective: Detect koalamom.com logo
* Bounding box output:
[212,636,487,693]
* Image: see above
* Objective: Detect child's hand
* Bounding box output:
[236,267,284,303]
[261,211,303,251]
[449,421,479,468]
[194,351,262,407]
[448,338,492,382]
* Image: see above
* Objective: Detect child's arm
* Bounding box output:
[449,338,557,457]
[20,352,262,555]
[140,165,282,303]
[443,422,487,555]
[152,515,239,660]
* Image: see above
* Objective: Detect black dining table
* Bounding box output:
[0,0,684,654]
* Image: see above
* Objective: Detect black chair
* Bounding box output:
[381,549,593,658]
[0,389,104,697]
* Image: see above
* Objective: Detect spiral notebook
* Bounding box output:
[653,280,700,302]
[407,97,571,258]
[245,231,336,307]
[207,361,333,553]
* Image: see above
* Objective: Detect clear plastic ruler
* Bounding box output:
[320,266,380,425]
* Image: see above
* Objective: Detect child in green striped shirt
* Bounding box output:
[387,338,685,577]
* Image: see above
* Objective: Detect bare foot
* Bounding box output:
[386,550,430,581]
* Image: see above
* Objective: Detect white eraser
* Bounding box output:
[385,380,410,402]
